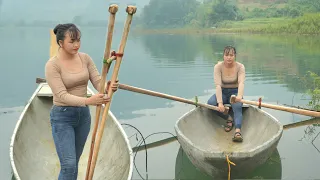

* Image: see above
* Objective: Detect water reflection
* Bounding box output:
[175,147,282,180]
[1,27,320,179]
[139,33,320,95]
[284,117,320,154]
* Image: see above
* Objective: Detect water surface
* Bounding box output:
[0,26,319,179]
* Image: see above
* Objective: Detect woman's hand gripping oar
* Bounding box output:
[230,95,320,117]
[87,6,137,180]
[85,4,118,180]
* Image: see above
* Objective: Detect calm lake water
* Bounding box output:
[0,26,319,179]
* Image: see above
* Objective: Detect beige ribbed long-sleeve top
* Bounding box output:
[45,52,101,106]
[214,61,245,104]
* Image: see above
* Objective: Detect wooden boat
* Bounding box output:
[9,83,133,180]
[174,105,283,179]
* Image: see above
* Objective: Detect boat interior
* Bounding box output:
[176,105,283,153]
[10,84,132,180]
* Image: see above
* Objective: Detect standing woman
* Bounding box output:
[207,46,245,142]
[45,23,118,179]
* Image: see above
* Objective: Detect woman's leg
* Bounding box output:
[50,106,78,180]
[228,89,244,142]
[231,102,243,130]
[74,106,91,176]
[207,91,234,131]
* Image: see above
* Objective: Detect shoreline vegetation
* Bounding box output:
[133,13,320,35]
[134,0,320,113]
[135,0,320,35]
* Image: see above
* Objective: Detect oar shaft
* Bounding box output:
[240,99,320,117]
[118,83,227,113]
[132,136,177,153]
[283,117,320,130]
[118,83,195,104]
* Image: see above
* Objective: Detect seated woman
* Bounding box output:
[207,46,245,142]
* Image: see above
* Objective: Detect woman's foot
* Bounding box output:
[224,115,234,132]
[232,129,243,142]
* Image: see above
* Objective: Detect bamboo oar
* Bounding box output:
[118,83,230,114]
[35,77,229,114]
[87,6,137,180]
[132,136,177,153]
[85,5,118,180]
[230,95,320,117]
[283,117,320,130]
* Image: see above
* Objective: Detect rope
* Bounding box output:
[226,155,236,180]
[103,57,113,64]
[111,50,124,57]
[194,96,198,107]
[258,97,262,109]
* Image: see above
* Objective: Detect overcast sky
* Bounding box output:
[0,0,149,23]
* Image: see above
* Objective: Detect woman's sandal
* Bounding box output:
[232,132,243,142]
[224,120,234,132]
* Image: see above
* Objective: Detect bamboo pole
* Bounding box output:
[85,5,118,180]
[118,83,229,114]
[230,95,320,117]
[87,6,137,180]
[283,117,320,130]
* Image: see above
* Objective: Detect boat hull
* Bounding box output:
[174,105,283,179]
[10,83,133,180]
[175,146,282,179]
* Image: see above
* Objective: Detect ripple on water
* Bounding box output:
[0,106,24,116]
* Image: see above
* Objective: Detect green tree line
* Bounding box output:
[137,0,320,29]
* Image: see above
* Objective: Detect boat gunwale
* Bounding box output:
[9,83,134,180]
[174,105,283,158]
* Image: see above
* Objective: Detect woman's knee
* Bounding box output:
[207,94,218,105]
[232,102,243,111]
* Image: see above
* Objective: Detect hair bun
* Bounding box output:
[53,24,62,35]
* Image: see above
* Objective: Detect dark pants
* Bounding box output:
[50,105,91,180]
[207,88,243,129]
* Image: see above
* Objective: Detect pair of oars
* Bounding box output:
[118,85,320,117]
[36,71,320,119]
[84,4,118,180]
[36,74,320,120]
[116,83,320,117]
[85,5,137,180]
